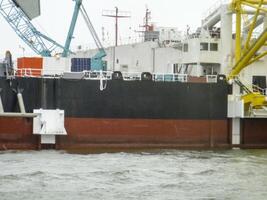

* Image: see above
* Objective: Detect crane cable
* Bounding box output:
[80,4,104,51]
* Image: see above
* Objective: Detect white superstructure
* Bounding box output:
[72,1,267,87]
[74,41,182,74]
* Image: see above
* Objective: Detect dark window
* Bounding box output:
[183,43,188,52]
[200,43,208,51]
[253,76,266,90]
[210,43,218,51]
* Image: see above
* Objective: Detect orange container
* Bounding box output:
[17,57,43,77]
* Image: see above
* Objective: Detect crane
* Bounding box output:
[0,0,71,56]
[227,0,267,115]
[79,4,106,70]
[62,0,106,70]
[0,0,106,70]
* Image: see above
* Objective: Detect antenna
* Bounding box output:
[102,7,131,46]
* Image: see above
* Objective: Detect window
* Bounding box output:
[200,43,208,51]
[253,76,266,90]
[183,43,188,52]
[210,43,218,51]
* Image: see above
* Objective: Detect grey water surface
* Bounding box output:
[0,150,267,200]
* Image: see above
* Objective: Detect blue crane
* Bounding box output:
[0,0,106,70]
[62,0,106,70]
[0,0,71,56]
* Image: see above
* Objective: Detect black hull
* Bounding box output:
[0,77,228,119]
[0,77,267,150]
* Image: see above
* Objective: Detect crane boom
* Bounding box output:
[80,4,106,70]
[62,0,82,57]
[0,0,70,56]
[1,0,106,69]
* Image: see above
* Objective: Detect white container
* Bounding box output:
[42,57,71,76]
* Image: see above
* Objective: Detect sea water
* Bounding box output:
[0,150,267,200]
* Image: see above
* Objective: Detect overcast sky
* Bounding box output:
[0,0,217,58]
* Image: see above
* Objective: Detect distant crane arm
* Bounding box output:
[80,4,105,52]
[79,4,106,70]
[62,0,82,57]
[0,0,71,56]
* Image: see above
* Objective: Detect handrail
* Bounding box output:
[12,69,192,83]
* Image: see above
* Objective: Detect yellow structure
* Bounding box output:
[228,0,267,112]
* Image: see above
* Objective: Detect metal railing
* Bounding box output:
[15,68,64,78]
[83,71,113,80]
[11,69,224,84]
[234,76,267,96]
[252,84,267,95]
[122,72,142,81]
[153,73,188,82]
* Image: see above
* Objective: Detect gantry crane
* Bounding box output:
[0,0,106,70]
[227,0,267,115]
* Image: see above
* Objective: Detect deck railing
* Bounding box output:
[12,69,220,83]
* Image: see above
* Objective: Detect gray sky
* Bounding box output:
[0,0,216,58]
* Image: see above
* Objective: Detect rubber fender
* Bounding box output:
[217,74,226,82]
[112,71,123,80]
[141,72,153,81]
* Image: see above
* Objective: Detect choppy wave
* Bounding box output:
[0,149,267,200]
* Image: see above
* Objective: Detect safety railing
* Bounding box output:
[234,76,267,96]
[153,73,188,82]
[122,72,142,81]
[12,69,223,84]
[83,71,113,80]
[14,68,64,78]
[252,84,267,96]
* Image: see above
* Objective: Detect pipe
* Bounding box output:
[17,92,26,113]
[0,113,38,118]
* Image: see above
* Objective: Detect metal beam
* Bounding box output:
[228,28,267,80]
[244,0,264,50]
[62,0,82,57]
[247,51,267,65]
[243,0,267,5]
[242,1,267,12]
[0,113,38,118]
[235,1,242,61]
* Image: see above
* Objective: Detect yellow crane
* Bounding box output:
[228,0,267,114]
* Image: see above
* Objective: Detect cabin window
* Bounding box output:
[183,43,188,52]
[200,43,208,51]
[210,43,218,51]
[253,76,266,90]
